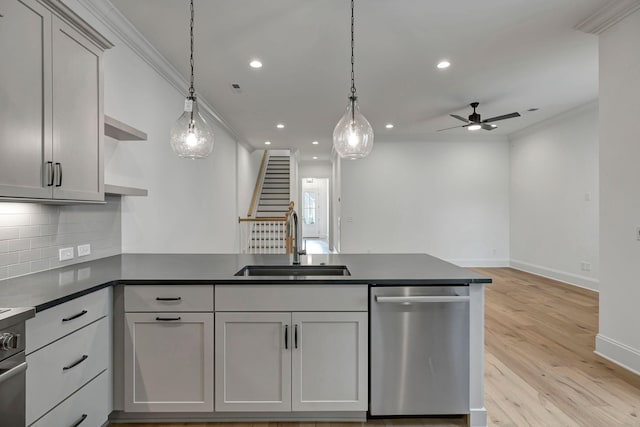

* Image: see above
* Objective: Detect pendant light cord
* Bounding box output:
[350,0,356,123]
[350,0,356,98]
[188,0,195,100]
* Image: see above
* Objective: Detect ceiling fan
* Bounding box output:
[437,102,521,131]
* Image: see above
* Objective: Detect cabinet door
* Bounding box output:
[51,16,103,201]
[215,312,291,412]
[292,312,368,411]
[124,313,214,412]
[0,0,53,199]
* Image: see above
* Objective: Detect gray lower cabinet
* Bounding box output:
[291,312,367,411]
[0,0,110,202]
[124,313,214,412]
[215,311,367,412]
[215,312,292,412]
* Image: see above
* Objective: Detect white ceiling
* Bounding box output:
[111,0,605,161]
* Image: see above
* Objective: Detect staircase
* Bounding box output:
[255,155,290,218]
[239,152,292,254]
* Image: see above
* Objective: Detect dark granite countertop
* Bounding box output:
[0,253,491,311]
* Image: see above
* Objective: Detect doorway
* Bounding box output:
[301,177,330,253]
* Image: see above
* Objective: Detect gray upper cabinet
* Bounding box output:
[51,16,103,201]
[0,0,52,199]
[0,0,112,202]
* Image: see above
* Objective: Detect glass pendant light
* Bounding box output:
[170,0,214,159]
[333,0,374,160]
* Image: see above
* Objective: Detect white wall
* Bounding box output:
[509,102,599,290]
[331,156,342,252]
[299,161,332,179]
[340,138,510,266]
[597,9,640,374]
[237,146,264,217]
[70,0,240,253]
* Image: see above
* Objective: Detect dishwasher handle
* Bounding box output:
[375,295,470,304]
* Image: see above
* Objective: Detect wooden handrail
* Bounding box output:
[247,149,269,217]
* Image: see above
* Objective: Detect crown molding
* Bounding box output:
[78,0,251,150]
[42,0,114,49]
[575,0,640,34]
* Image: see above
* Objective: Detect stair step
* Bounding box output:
[260,195,290,199]
[259,201,290,206]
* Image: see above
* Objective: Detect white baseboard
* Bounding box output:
[469,407,487,427]
[509,259,599,291]
[448,259,510,268]
[595,334,640,376]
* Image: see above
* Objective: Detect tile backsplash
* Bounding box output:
[0,196,121,281]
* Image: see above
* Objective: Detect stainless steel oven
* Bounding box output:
[0,308,34,427]
[370,286,470,416]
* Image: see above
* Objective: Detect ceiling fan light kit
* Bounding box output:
[169,0,215,159]
[333,0,374,160]
[438,101,521,132]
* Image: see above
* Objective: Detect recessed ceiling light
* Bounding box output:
[249,60,263,69]
[276,123,285,129]
[490,124,497,128]
[313,156,318,160]
[385,123,394,129]
[467,124,481,131]
[437,60,451,69]
[264,141,271,145]
[312,141,319,145]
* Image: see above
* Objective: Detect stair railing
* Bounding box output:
[238,203,295,254]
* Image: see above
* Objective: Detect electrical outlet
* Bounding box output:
[581,261,591,272]
[59,247,74,261]
[77,244,91,257]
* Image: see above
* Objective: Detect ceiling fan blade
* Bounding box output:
[481,123,496,131]
[483,112,521,123]
[450,114,470,123]
[437,124,466,132]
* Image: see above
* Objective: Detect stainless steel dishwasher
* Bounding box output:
[370,286,469,416]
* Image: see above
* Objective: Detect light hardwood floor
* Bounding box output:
[112,268,640,427]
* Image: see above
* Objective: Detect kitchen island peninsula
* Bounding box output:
[0,253,490,427]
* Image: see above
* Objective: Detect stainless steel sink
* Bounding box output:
[235,265,351,277]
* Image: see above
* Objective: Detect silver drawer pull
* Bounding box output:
[70,413,87,427]
[155,297,182,301]
[63,355,88,371]
[0,362,27,384]
[375,295,470,304]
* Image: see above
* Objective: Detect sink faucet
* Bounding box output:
[288,202,305,264]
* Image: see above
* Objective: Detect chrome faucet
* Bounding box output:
[288,203,305,264]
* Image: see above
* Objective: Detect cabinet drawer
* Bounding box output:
[31,371,109,427]
[125,285,214,312]
[26,318,109,425]
[26,288,108,354]
[215,285,368,311]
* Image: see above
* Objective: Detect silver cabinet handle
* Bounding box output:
[0,362,27,384]
[375,295,470,304]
